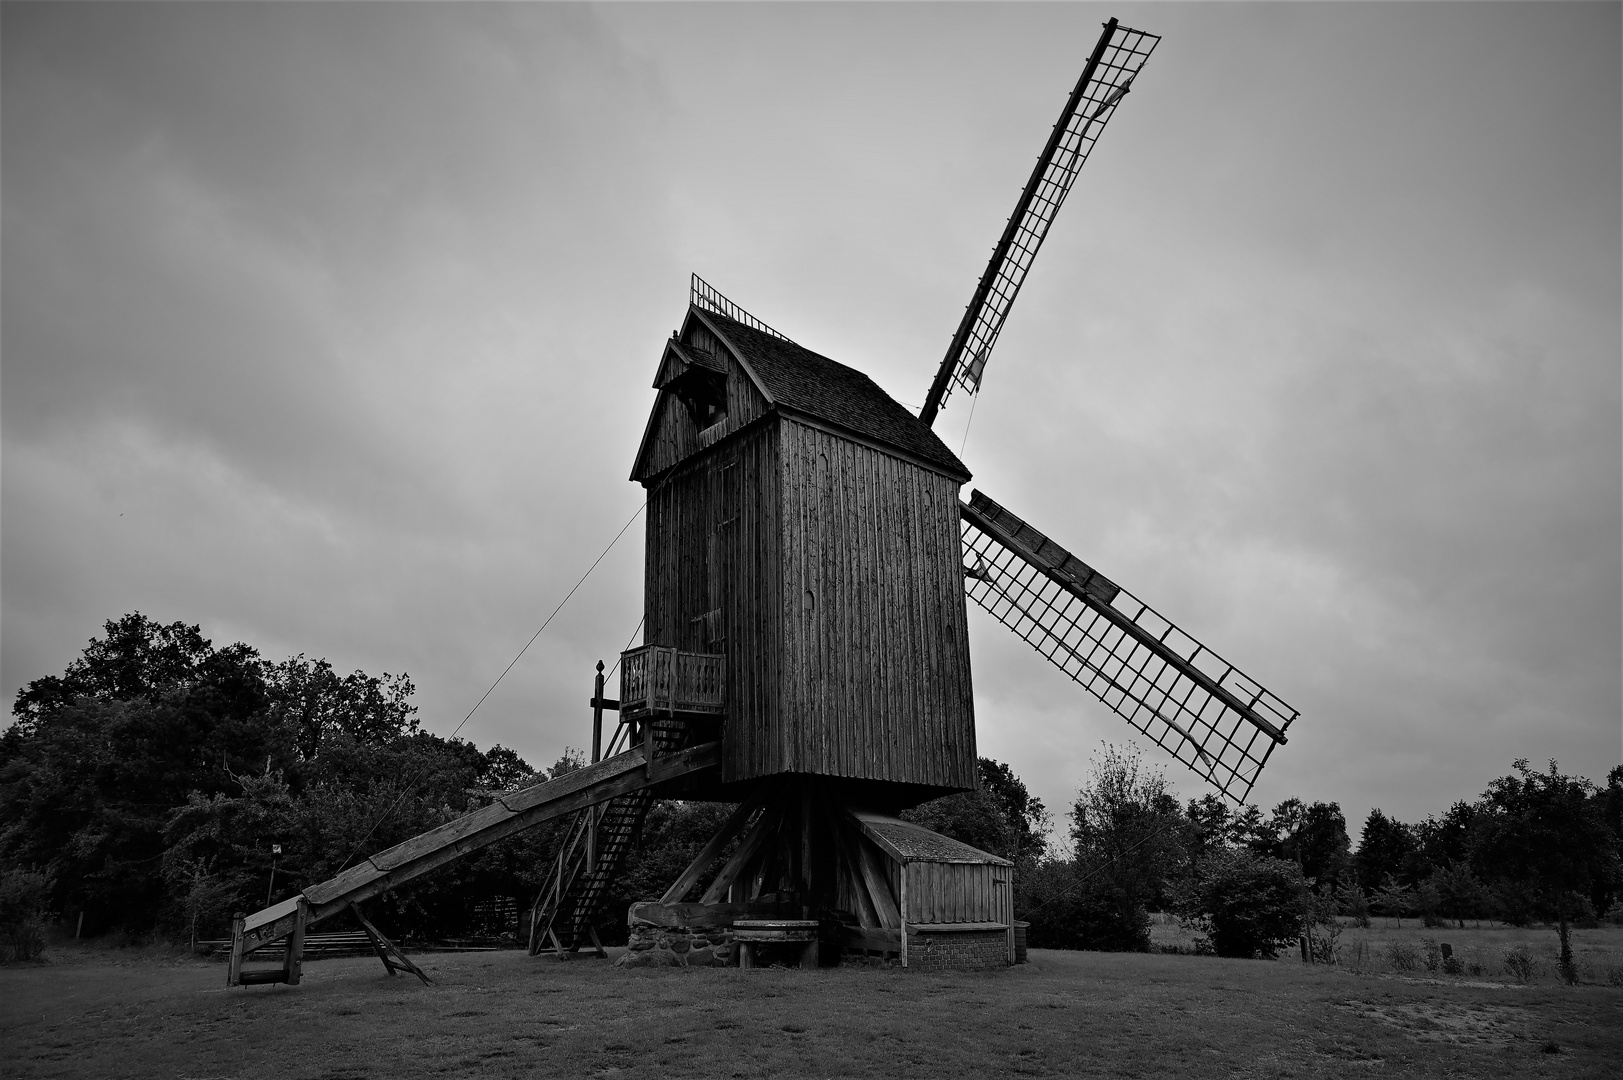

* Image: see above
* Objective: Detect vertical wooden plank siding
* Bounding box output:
[772,419,975,789]
[901,862,1005,924]
[643,422,781,784]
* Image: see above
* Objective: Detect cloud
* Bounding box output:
[3,3,1618,841]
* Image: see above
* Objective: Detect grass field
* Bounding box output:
[1149,917,1623,987]
[4,935,1622,1079]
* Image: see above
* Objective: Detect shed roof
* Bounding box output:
[853,811,1012,866]
[695,310,970,480]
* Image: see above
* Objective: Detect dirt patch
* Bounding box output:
[1337,998,1528,1046]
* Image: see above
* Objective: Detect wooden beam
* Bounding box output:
[700,794,786,904]
[660,793,763,904]
[281,899,307,985]
[350,903,432,986]
[835,837,880,929]
[851,828,902,929]
[227,913,246,987]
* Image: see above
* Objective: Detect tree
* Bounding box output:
[0,612,505,940]
[1470,759,1623,983]
[976,758,1051,866]
[901,758,1049,867]
[1370,873,1414,927]
[1268,800,1350,889]
[1175,847,1304,959]
[1354,809,1416,893]
[1067,746,1185,951]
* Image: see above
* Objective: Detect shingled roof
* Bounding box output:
[698,310,970,480]
[852,811,1012,866]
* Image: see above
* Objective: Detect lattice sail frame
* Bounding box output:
[960,491,1296,803]
[926,21,1160,421]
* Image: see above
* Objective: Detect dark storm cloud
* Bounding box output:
[3,3,1618,835]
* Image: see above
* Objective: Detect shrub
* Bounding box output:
[1344,937,1371,974]
[1503,944,1536,983]
[1421,937,1441,973]
[1174,847,1304,959]
[1018,859,1151,952]
[1442,954,1464,976]
[0,867,52,963]
[1607,966,1623,988]
[1384,940,1419,972]
[1303,888,1341,964]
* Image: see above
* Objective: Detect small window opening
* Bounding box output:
[672,369,727,430]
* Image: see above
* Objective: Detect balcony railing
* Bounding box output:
[619,646,725,721]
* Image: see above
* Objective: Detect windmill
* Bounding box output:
[227,17,1298,984]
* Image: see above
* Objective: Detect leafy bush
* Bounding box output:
[1174,847,1304,959]
[1384,940,1419,972]
[1421,937,1441,973]
[1503,943,1536,983]
[1017,859,1151,952]
[0,866,52,963]
[1303,887,1341,964]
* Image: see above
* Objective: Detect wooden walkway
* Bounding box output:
[226,740,721,987]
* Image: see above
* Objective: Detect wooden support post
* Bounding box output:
[585,922,608,960]
[900,869,909,969]
[227,912,246,987]
[350,902,432,985]
[799,784,814,916]
[591,661,605,764]
[281,899,307,986]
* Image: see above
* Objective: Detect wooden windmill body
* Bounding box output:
[630,304,978,801]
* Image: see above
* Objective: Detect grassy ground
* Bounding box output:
[1149,916,1623,986]
[3,940,1621,1079]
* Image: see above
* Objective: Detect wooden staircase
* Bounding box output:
[529,718,688,957]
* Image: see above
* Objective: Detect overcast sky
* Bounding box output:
[4,2,1619,842]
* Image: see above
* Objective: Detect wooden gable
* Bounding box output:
[631,309,773,484]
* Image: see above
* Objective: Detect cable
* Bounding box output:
[334,499,647,873]
[958,389,980,457]
[604,616,645,681]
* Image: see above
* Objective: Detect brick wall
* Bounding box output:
[906,929,1009,972]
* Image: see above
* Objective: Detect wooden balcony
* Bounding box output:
[618,645,725,721]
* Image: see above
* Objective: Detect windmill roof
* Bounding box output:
[698,311,970,479]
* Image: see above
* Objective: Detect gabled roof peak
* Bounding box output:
[689,308,969,480]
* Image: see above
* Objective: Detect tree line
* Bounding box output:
[3,614,1619,978]
[973,745,1623,981]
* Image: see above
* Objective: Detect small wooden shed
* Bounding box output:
[849,811,1014,970]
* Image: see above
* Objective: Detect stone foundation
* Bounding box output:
[616,922,735,969]
[905,929,1009,972]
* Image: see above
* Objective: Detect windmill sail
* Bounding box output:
[919,19,1160,426]
[960,490,1296,803]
